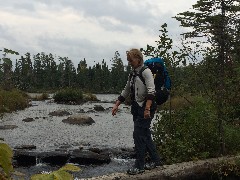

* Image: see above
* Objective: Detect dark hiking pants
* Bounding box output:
[131,101,161,170]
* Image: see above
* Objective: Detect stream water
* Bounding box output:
[0,94,142,179]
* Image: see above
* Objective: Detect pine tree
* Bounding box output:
[77,58,88,90]
[174,0,240,154]
[111,51,125,92]
[1,48,19,91]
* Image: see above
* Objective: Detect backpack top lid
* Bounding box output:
[144,57,164,66]
[144,57,166,74]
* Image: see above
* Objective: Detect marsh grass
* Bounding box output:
[53,88,84,104]
[0,89,28,113]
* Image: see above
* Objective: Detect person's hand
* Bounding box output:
[144,109,151,119]
[112,105,118,116]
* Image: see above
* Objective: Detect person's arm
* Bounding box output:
[144,99,152,119]
[112,74,131,116]
[142,68,155,119]
[112,99,121,116]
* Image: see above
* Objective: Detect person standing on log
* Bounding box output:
[112,48,163,175]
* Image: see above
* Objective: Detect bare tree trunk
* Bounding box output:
[216,0,227,155]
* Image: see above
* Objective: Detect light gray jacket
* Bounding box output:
[120,65,155,107]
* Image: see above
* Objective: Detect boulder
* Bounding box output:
[62,114,95,125]
[0,125,18,130]
[38,151,69,166]
[94,105,105,111]
[49,110,71,116]
[13,148,111,167]
[69,149,111,165]
[13,150,37,167]
[22,118,34,122]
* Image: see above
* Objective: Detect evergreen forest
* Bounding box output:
[0,49,130,93]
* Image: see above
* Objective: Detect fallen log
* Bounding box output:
[80,155,240,180]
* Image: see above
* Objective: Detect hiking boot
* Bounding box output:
[127,168,145,175]
[144,161,163,170]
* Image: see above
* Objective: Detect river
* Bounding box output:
[0,94,142,179]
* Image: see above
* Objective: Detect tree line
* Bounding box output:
[0,50,131,93]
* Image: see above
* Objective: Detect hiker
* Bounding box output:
[112,48,163,175]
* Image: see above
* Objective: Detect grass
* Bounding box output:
[0,89,29,113]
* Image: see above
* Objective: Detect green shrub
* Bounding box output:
[212,158,240,179]
[0,89,28,113]
[153,96,220,164]
[53,88,83,104]
[225,125,240,154]
[161,94,196,111]
[0,142,13,179]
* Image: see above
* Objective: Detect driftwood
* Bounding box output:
[81,155,240,180]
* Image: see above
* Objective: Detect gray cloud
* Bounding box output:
[0,0,198,67]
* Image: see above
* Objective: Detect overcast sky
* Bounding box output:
[0,0,198,67]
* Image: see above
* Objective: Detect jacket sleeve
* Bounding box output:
[142,68,155,100]
[118,74,131,102]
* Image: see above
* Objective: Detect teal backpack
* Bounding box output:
[139,57,171,105]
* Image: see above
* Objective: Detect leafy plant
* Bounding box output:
[153,94,240,164]
[153,96,219,164]
[212,158,240,179]
[0,142,13,179]
[31,164,81,180]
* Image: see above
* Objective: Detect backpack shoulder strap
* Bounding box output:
[128,70,134,80]
[138,66,148,85]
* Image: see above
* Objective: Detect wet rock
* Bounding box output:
[78,109,85,113]
[70,149,111,165]
[58,144,72,149]
[22,118,34,122]
[49,110,71,116]
[13,148,112,167]
[38,151,69,166]
[86,109,96,113]
[94,105,105,111]
[89,147,102,154]
[13,150,37,167]
[62,115,95,125]
[14,145,36,150]
[0,125,18,130]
